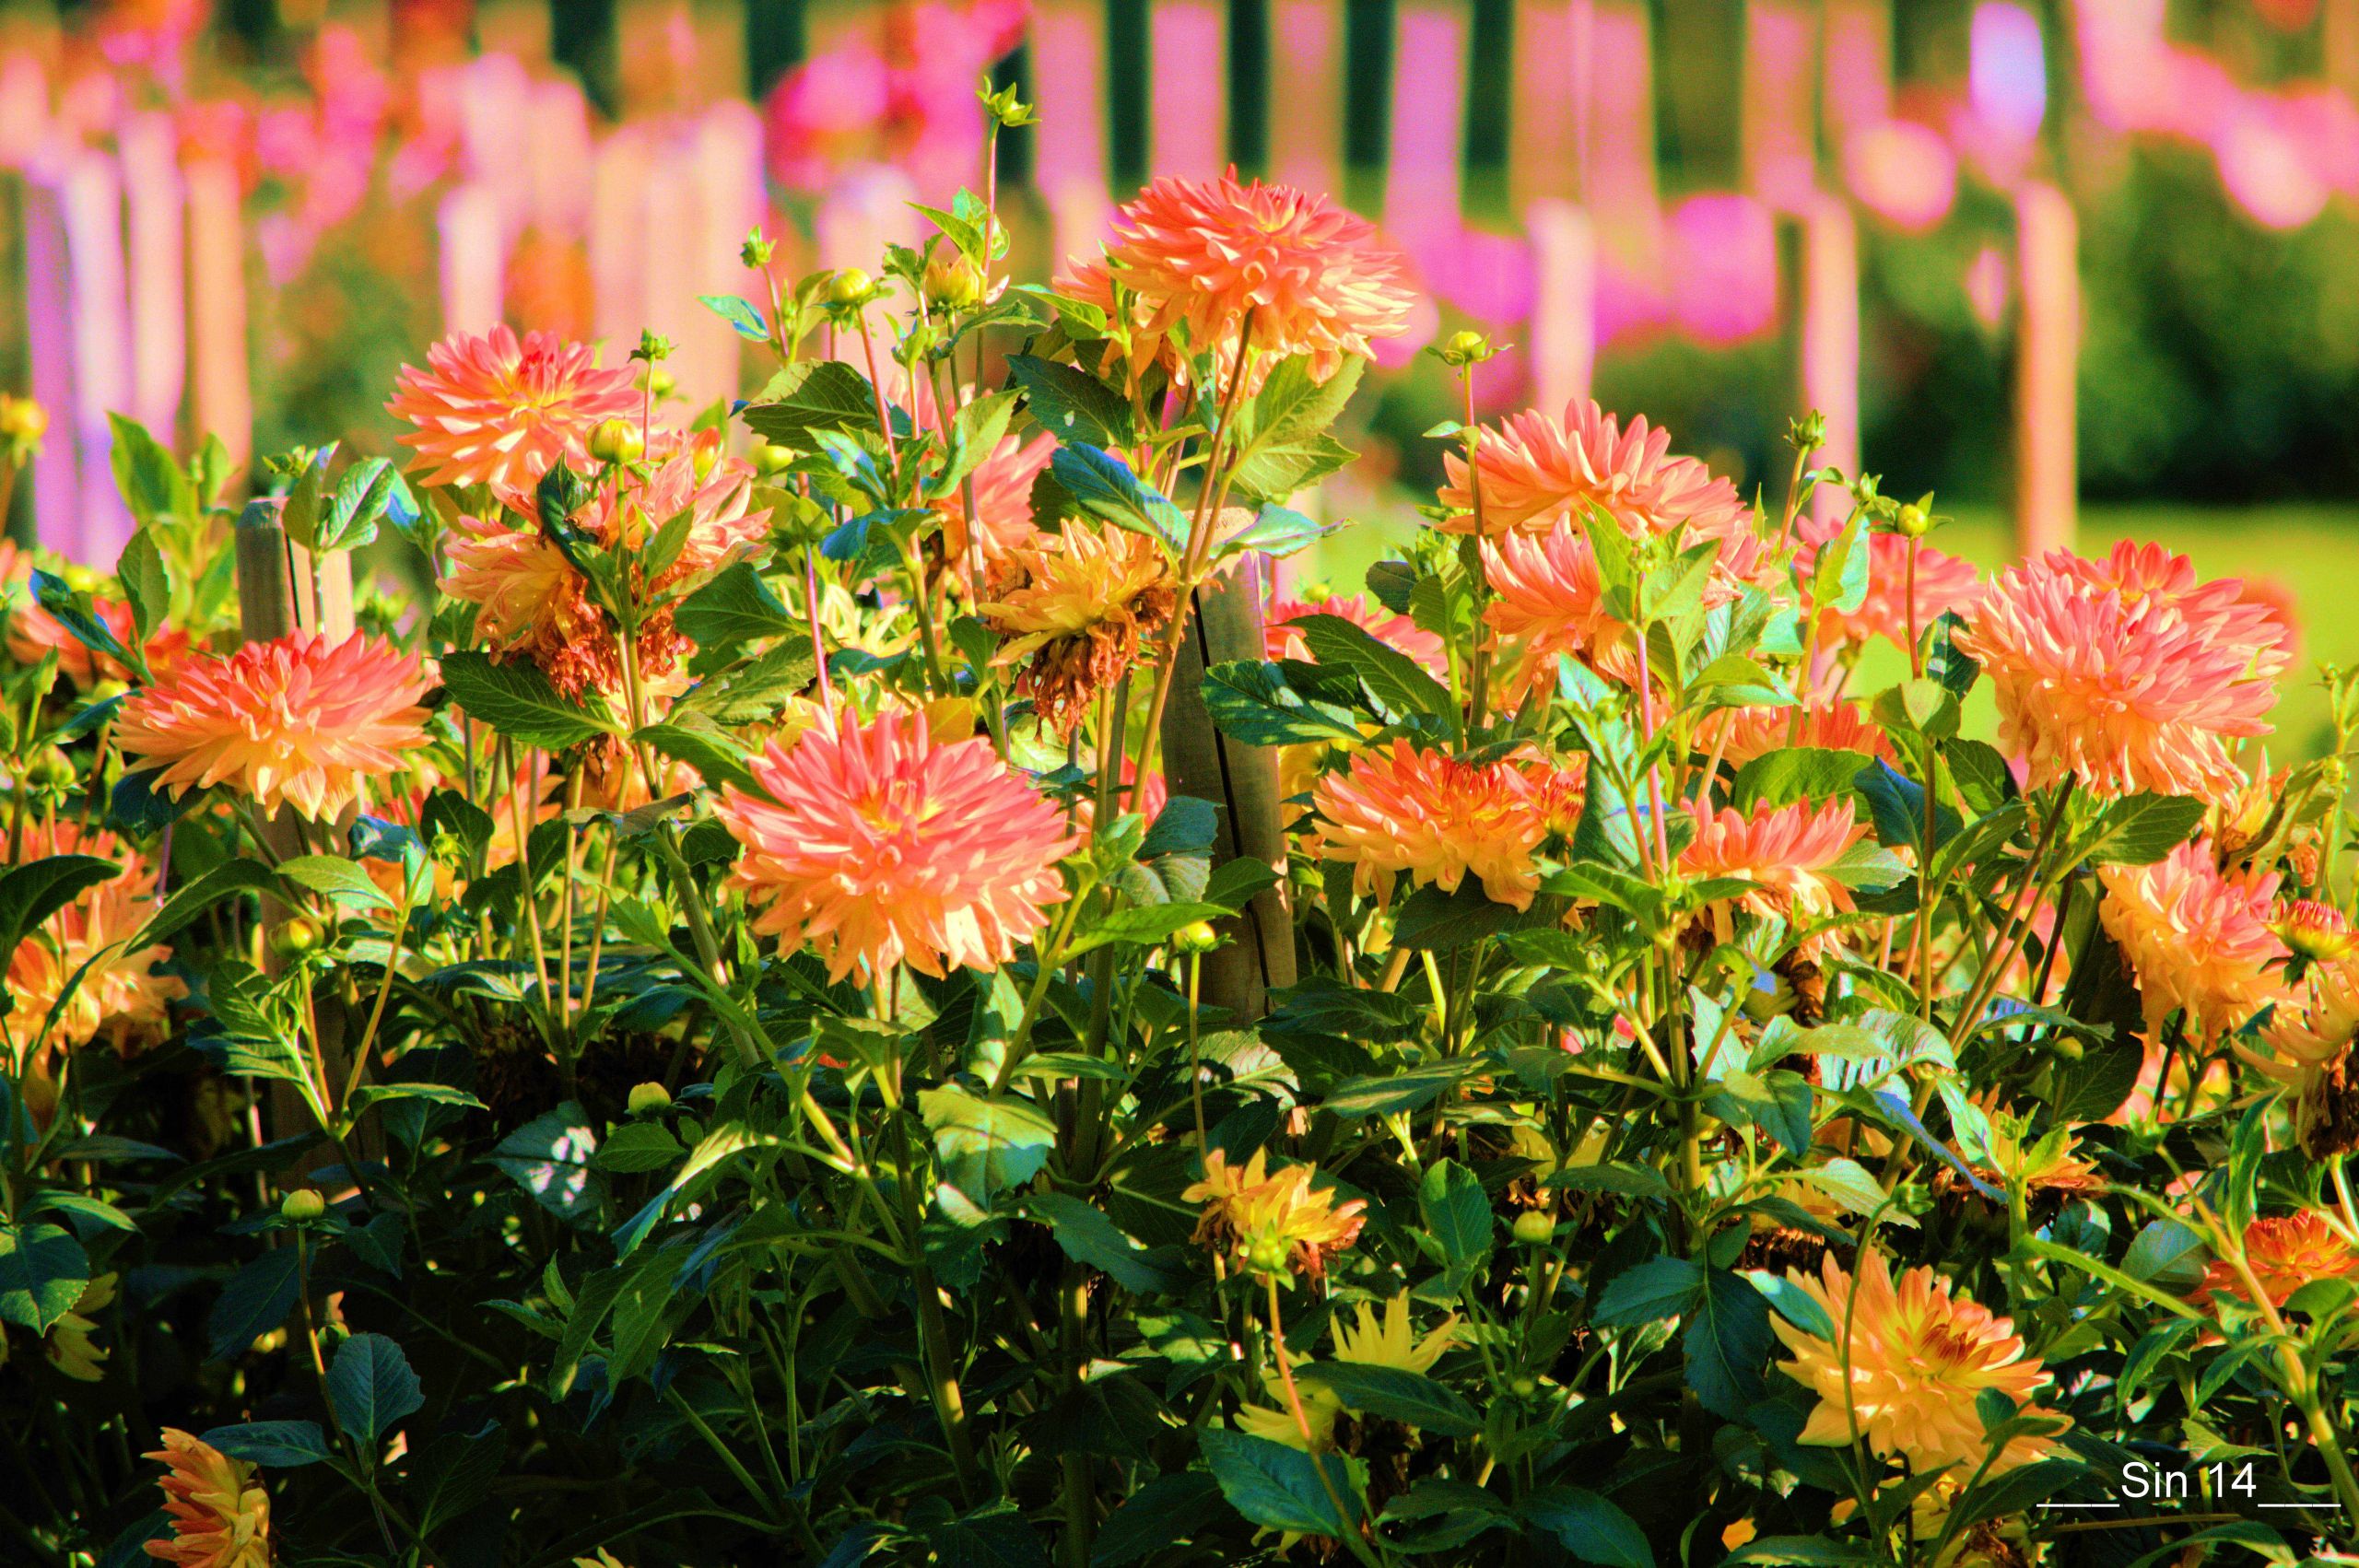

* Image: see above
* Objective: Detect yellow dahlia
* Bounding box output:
[2098,838,2286,1043]
[1183,1147,1367,1282]
[1307,741,1584,911]
[1772,1249,2068,1475]
[1236,1296,1461,1450]
[145,1428,273,1567]
[1094,170,1415,388]
[1436,399,1747,540]
[385,322,640,497]
[1957,542,2287,802]
[116,632,430,823]
[46,1270,115,1381]
[981,520,1178,735]
[1679,798,1869,953]
[716,705,1077,983]
[2195,1211,2359,1310]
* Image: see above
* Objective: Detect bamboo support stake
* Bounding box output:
[1159,557,1297,1022]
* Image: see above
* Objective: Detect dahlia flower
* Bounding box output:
[981,520,1178,735]
[1772,1249,2069,1474]
[1183,1147,1367,1281]
[384,322,640,497]
[2276,898,2354,962]
[145,1428,273,1567]
[1794,519,1982,652]
[1266,592,1446,674]
[441,427,769,697]
[2195,1211,2359,1309]
[937,429,1056,568]
[46,1270,114,1381]
[2245,959,2359,1154]
[2098,839,2285,1042]
[1435,399,1747,541]
[1308,741,1584,911]
[1236,1295,1460,1450]
[716,705,1077,982]
[6,824,184,1059]
[8,593,191,690]
[1719,697,1889,769]
[116,632,430,823]
[1094,170,1415,387]
[1679,798,1869,952]
[1957,542,2287,802]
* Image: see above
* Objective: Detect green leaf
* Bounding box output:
[0,855,117,963]
[31,569,142,680]
[490,1102,604,1223]
[920,1085,1057,1200]
[1590,1257,1704,1328]
[1521,1487,1653,1568]
[593,1121,685,1174]
[439,650,617,749]
[1199,1428,1360,1537]
[117,528,169,643]
[1070,900,1230,955]
[1202,661,1364,746]
[326,1332,424,1445]
[698,293,769,340]
[276,444,335,551]
[1417,1160,1492,1270]
[1391,879,1543,952]
[134,859,278,948]
[1218,503,1337,561]
[1051,445,1191,557]
[0,1222,88,1333]
[1684,1267,1774,1419]
[1323,1060,1476,1117]
[276,853,393,910]
[107,414,197,525]
[636,721,759,796]
[1006,354,1134,449]
[1808,510,1871,614]
[675,561,798,652]
[2080,791,2207,868]
[1229,356,1363,502]
[939,390,1021,494]
[1289,612,1454,726]
[1093,1472,1224,1565]
[680,641,818,724]
[317,456,416,555]
[1030,1192,1185,1293]
[207,1246,300,1359]
[201,1421,334,1468]
[1299,1363,1481,1438]
[1731,747,1871,811]
[1726,1539,1882,1566]
[742,360,879,451]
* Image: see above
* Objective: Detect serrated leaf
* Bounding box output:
[742,360,878,451]
[440,650,617,749]
[1298,1363,1481,1437]
[1199,1428,1360,1536]
[1051,445,1191,557]
[326,1332,424,1445]
[0,1222,88,1334]
[1006,354,1134,449]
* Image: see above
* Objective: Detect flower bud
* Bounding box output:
[753,443,795,476]
[1895,503,1930,538]
[2278,898,2357,963]
[740,226,776,270]
[280,1188,326,1222]
[923,254,985,310]
[0,393,47,444]
[271,917,323,959]
[25,745,75,793]
[589,419,643,466]
[627,1082,673,1117]
[690,440,720,484]
[1511,1209,1555,1246]
[62,563,101,595]
[1174,919,1221,954]
[828,268,874,307]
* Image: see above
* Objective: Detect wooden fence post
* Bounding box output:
[1160,557,1297,1021]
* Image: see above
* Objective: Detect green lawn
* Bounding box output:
[1300,501,2359,759]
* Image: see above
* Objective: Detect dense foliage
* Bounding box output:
[3,87,2358,1568]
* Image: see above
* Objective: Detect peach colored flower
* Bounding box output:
[6,823,184,1061]
[7,593,192,691]
[116,632,429,822]
[2278,898,2356,962]
[145,1428,273,1567]
[938,429,1057,568]
[1435,399,1747,540]
[1183,1147,1367,1281]
[385,322,640,497]
[2243,954,2359,1155]
[1679,798,1869,952]
[1092,170,1415,387]
[716,705,1078,982]
[2098,839,2286,1043]
[1772,1249,2069,1474]
[1957,542,2286,802]
[1794,520,1983,652]
[441,427,769,698]
[1308,741,1583,911]
[1266,592,1445,674]
[1719,697,1890,769]
[981,520,1178,735]
[2194,1211,2359,1310]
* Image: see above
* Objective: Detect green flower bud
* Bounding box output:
[627,1082,673,1117]
[923,255,986,310]
[280,1188,326,1222]
[753,443,795,476]
[1174,919,1221,955]
[1512,1210,1555,1246]
[271,917,323,959]
[828,269,874,307]
[589,419,643,466]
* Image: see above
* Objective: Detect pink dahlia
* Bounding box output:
[1435,399,1747,540]
[2098,838,2286,1042]
[1958,542,2286,802]
[1266,593,1446,674]
[716,706,1078,982]
[1680,798,1869,952]
[1794,520,1983,652]
[385,323,640,497]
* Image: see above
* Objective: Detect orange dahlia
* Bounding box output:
[1093,170,1415,387]
[2098,839,2286,1042]
[1957,542,2286,802]
[385,322,640,498]
[5,823,184,1059]
[1308,741,1584,911]
[1679,798,1869,953]
[1435,399,1747,540]
[7,593,192,690]
[1794,520,1983,652]
[441,427,769,697]
[2194,1211,2359,1309]
[115,632,429,823]
[1183,1147,1367,1281]
[938,429,1057,569]
[716,705,1078,982]
[1772,1249,2069,1474]
[1266,592,1446,674]
[145,1428,273,1567]
[981,520,1179,735]
[1719,697,1889,769]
